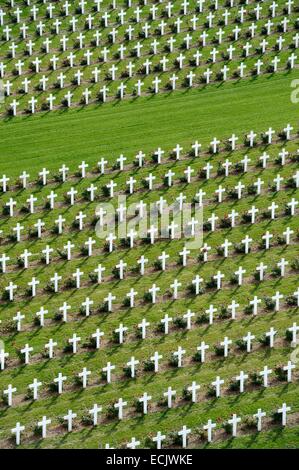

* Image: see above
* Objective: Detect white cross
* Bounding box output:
[153,431,166,449]
[0,254,10,273]
[115,323,128,344]
[21,343,33,364]
[161,314,172,334]
[139,392,152,414]
[94,264,105,283]
[36,306,48,327]
[228,300,239,320]
[54,373,67,394]
[0,348,9,370]
[256,262,267,281]
[69,334,81,353]
[78,367,91,388]
[28,378,42,400]
[64,410,77,432]
[116,259,127,279]
[283,361,295,382]
[34,219,45,238]
[138,255,148,275]
[50,273,61,293]
[19,171,30,188]
[213,270,224,290]
[13,312,24,332]
[127,437,140,449]
[178,425,191,448]
[45,338,57,359]
[89,404,102,426]
[126,288,138,308]
[151,351,163,372]
[248,205,259,223]
[38,416,51,438]
[179,246,190,266]
[287,198,298,216]
[85,237,95,256]
[59,164,69,182]
[235,181,245,199]
[197,341,209,362]
[272,291,283,311]
[221,337,232,358]
[27,194,37,214]
[242,235,252,254]
[82,297,93,317]
[58,302,70,323]
[215,185,226,203]
[204,420,216,442]
[55,215,66,234]
[163,387,176,408]
[228,414,241,437]
[149,283,160,303]
[236,371,248,393]
[277,258,288,277]
[173,346,186,367]
[138,318,150,339]
[208,213,218,231]
[104,292,116,312]
[278,403,291,426]
[250,296,261,316]
[187,381,200,403]
[11,423,25,446]
[243,332,255,352]
[211,376,224,397]
[102,362,115,383]
[114,398,127,420]
[91,329,104,349]
[254,409,266,432]
[284,123,293,139]
[206,304,217,325]
[127,356,139,378]
[5,281,17,301]
[4,383,17,406]
[259,366,272,388]
[234,266,246,286]
[288,323,299,347]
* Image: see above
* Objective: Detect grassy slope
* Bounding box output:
[0,69,298,449]
[0,70,298,175]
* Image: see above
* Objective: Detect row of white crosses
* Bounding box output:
[2,231,298,301]
[1,173,296,237]
[1,283,297,366]
[3,282,297,350]
[3,20,297,112]
[2,14,294,71]
[3,28,295,77]
[1,0,294,42]
[0,177,297,255]
[1,227,297,304]
[0,124,295,194]
[0,198,297,281]
[9,399,293,446]
[6,50,296,113]
[1,147,297,213]
[2,1,296,75]
[0,164,297,247]
[2,22,296,103]
[3,315,299,379]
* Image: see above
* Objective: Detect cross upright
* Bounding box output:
[151,351,163,372]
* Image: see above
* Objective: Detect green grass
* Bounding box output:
[0,70,298,175]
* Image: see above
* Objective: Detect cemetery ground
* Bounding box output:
[0,0,299,451]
